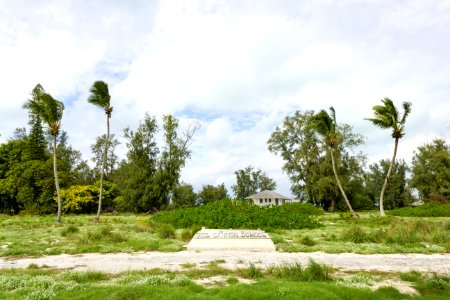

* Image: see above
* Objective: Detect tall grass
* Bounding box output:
[266,260,333,282]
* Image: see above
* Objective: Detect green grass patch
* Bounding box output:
[0,214,184,258]
[1,267,448,300]
[388,201,450,217]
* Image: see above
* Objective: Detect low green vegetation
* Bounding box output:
[0,262,448,300]
[152,199,323,230]
[271,212,449,254]
[0,214,184,257]
[0,211,448,258]
[388,202,450,217]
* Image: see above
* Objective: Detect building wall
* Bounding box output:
[253,198,287,206]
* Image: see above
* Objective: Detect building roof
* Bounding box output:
[245,190,293,200]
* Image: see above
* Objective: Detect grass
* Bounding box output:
[0,263,448,299]
[0,214,184,257]
[0,212,448,258]
[272,212,449,254]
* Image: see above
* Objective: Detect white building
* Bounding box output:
[245,190,294,206]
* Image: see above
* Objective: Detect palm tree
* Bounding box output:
[311,107,358,218]
[88,80,112,221]
[24,84,65,222]
[366,98,412,216]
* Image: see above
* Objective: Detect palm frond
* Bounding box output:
[365,117,391,129]
[23,85,64,137]
[400,101,412,124]
[311,110,332,137]
[88,80,111,110]
[367,97,412,139]
[329,106,336,133]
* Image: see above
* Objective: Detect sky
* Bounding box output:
[1,0,449,197]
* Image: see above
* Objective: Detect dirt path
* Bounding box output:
[1,251,449,275]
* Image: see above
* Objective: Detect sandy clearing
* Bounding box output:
[0,251,449,275]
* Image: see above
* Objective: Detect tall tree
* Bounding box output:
[172,182,197,208]
[91,134,120,179]
[23,84,64,222]
[268,111,321,203]
[115,114,159,212]
[366,159,412,209]
[87,80,112,221]
[311,107,357,218]
[197,183,228,205]
[231,166,277,199]
[410,139,450,200]
[366,98,412,216]
[160,115,198,204]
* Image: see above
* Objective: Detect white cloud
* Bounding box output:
[1,0,450,198]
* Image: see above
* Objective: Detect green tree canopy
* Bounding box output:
[113,113,198,212]
[231,166,277,199]
[268,110,365,212]
[410,139,450,200]
[91,134,120,179]
[197,183,228,205]
[366,159,413,209]
[172,182,197,208]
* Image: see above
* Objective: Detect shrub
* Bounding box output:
[300,236,316,246]
[61,224,80,237]
[158,224,176,239]
[339,212,353,220]
[152,199,323,230]
[342,225,371,243]
[388,201,450,217]
[180,229,194,241]
[247,262,263,279]
[304,260,333,281]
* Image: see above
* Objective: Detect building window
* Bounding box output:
[260,199,262,204]
[269,199,271,203]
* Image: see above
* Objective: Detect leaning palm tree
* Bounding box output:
[88,80,112,221]
[311,107,358,218]
[24,84,65,222]
[366,98,412,216]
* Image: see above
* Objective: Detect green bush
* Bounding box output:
[339,212,353,220]
[342,225,372,243]
[300,236,316,246]
[180,229,194,241]
[247,263,263,279]
[61,224,80,237]
[158,224,176,239]
[388,201,450,217]
[152,199,323,230]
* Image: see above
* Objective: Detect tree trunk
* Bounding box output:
[330,147,358,218]
[96,115,110,221]
[54,135,62,223]
[379,138,399,216]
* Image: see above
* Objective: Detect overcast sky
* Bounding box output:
[1,0,449,197]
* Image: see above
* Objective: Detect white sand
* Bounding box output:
[1,251,449,275]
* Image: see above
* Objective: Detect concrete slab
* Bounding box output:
[187,228,276,252]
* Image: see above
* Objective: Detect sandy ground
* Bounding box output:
[0,251,449,275]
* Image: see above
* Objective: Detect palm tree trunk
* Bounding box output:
[330,147,358,218]
[54,135,62,222]
[379,138,398,216]
[96,115,110,220]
